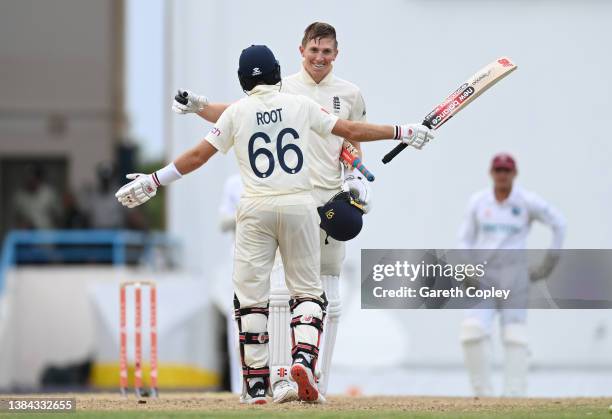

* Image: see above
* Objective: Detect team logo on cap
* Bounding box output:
[252,67,262,76]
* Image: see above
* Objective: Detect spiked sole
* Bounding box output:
[291,364,319,402]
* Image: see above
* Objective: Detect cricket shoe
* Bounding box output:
[272,379,299,403]
[239,378,268,405]
[290,358,326,404]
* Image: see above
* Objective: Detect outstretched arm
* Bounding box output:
[172,89,229,123]
[115,140,218,208]
[174,140,218,175]
[332,119,434,149]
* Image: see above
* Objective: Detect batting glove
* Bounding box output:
[343,172,372,214]
[172,89,209,114]
[397,123,435,149]
[115,173,158,208]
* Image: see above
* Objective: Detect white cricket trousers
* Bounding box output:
[233,193,323,307]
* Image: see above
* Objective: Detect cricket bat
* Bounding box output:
[382,57,518,164]
[341,140,375,182]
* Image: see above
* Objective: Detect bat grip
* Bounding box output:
[382,143,407,164]
[381,120,432,164]
[174,90,188,105]
[352,157,375,182]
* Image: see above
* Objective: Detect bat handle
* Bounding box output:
[352,157,375,182]
[381,120,432,164]
[382,143,407,164]
[174,90,188,105]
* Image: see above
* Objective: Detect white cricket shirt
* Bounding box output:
[205,84,338,198]
[282,66,367,190]
[458,186,566,250]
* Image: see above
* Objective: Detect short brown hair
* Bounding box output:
[301,22,338,48]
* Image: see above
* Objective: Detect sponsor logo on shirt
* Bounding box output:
[482,223,521,234]
[511,206,521,216]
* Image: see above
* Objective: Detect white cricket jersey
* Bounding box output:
[205,84,338,198]
[458,186,566,250]
[282,66,367,190]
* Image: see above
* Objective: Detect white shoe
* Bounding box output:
[239,379,268,405]
[290,362,326,404]
[272,379,299,403]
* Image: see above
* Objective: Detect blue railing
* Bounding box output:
[0,230,180,294]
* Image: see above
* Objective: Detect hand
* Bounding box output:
[399,124,435,149]
[529,251,560,282]
[342,173,372,214]
[172,89,209,114]
[115,173,158,208]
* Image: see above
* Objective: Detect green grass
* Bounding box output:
[2,406,610,419]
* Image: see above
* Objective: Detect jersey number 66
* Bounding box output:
[248,128,303,178]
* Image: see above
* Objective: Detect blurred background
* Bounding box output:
[0,0,611,396]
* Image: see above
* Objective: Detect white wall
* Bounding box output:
[169,0,612,270]
[167,0,612,369]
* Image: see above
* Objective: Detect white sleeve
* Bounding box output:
[349,91,367,122]
[526,192,566,249]
[305,97,339,137]
[457,194,479,249]
[205,105,235,154]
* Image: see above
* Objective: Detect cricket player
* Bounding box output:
[458,153,566,397]
[116,44,434,404]
[218,174,289,396]
[173,22,374,399]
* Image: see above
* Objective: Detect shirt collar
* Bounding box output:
[248,83,281,96]
[300,65,334,86]
[490,186,516,205]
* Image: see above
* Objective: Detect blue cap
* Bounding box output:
[238,45,278,78]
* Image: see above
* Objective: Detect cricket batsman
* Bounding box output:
[458,153,566,397]
[172,22,379,401]
[116,44,434,403]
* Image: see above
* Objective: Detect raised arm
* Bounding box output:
[172,89,230,123]
[332,119,433,149]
